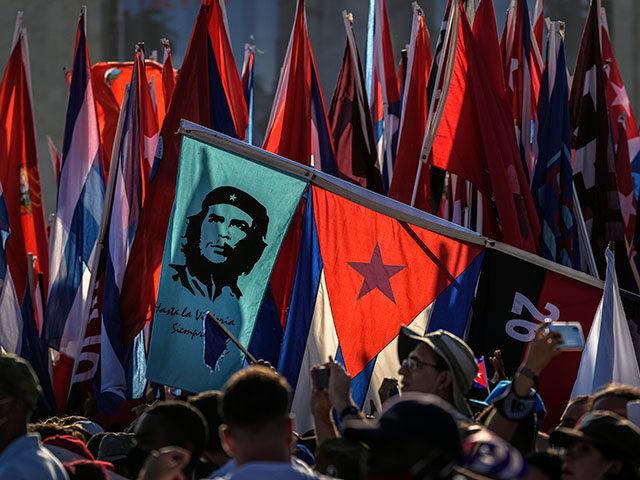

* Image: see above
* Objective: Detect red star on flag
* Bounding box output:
[347,243,406,303]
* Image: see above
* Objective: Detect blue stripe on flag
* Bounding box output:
[278,194,322,394]
[310,61,338,176]
[427,251,485,337]
[207,35,238,138]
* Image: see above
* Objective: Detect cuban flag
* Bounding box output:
[44,7,106,408]
[366,0,401,192]
[278,186,485,430]
[95,46,159,415]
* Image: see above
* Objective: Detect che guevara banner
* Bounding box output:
[146,135,307,392]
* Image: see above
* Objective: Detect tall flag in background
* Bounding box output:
[503,0,543,179]
[263,0,337,174]
[570,0,625,281]
[161,38,176,117]
[329,12,384,194]
[366,0,401,192]
[241,43,255,145]
[571,247,640,397]
[429,2,540,253]
[388,3,432,211]
[44,7,106,409]
[96,46,159,414]
[600,9,640,193]
[531,22,580,269]
[120,1,248,346]
[47,135,61,188]
[0,13,49,312]
[532,0,544,54]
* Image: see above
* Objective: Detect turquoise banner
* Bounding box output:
[147,135,307,392]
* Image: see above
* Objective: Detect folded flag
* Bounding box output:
[146,134,307,392]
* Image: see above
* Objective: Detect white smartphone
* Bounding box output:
[547,321,585,351]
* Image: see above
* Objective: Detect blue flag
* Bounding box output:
[204,314,231,371]
[146,135,308,392]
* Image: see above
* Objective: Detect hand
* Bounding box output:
[489,350,506,388]
[310,368,332,420]
[138,446,191,480]
[378,377,399,405]
[254,359,276,371]
[522,322,563,376]
[326,357,354,412]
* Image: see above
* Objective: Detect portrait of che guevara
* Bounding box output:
[170,186,270,301]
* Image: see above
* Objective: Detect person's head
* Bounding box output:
[397,326,478,416]
[220,365,292,466]
[556,396,590,430]
[97,432,134,478]
[86,432,108,459]
[0,353,42,449]
[550,411,640,480]
[182,187,269,288]
[587,383,640,418]
[344,394,461,479]
[129,400,208,479]
[525,450,562,480]
[188,390,230,471]
[315,438,368,480]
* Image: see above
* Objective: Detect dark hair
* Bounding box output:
[221,366,291,427]
[58,415,91,426]
[187,391,224,453]
[63,460,108,480]
[86,432,108,459]
[588,383,640,411]
[526,450,562,480]
[180,186,269,299]
[141,400,208,459]
[29,422,91,444]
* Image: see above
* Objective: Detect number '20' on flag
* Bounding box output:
[146,135,308,393]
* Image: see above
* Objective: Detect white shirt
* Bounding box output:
[209,459,327,480]
[0,433,69,480]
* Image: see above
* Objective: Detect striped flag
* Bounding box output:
[96,46,159,415]
[241,43,254,145]
[43,7,106,409]
[0,13,49,316]
[503,0,543,179]
[120,0,247,346]
[366,0,401,192]
[531,21,580,269]
[532,0,544,54]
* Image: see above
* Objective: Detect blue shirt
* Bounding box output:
[0,433,69,480]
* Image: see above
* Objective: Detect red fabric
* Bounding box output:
[162,47,176,117]
[42,435,94,460]
[430,5,540,253]
[388,11,432,211]
[0,34,49,305]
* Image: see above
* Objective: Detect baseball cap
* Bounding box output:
[550,411,640,467]
[0,353,42,409]
[398,326,478,416]
[98,432,135,462]
[343,394,461,460]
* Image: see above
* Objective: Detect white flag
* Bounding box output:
[571,247,640,398]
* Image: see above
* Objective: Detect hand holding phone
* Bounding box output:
[547,321,585,351]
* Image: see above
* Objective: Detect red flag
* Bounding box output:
[120,1,246,344]
[388,4,432,211]
[430,3,540,253]
[328,13,384,193]
[161,38,176,116]
[0,16,49,306]
[533,0,545,54]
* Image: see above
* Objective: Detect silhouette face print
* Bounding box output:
[199,203,253,264]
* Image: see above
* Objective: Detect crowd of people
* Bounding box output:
[1,322,640,480]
